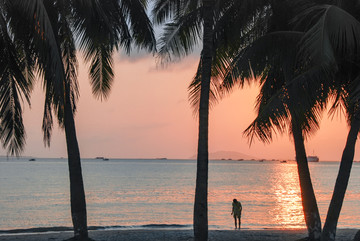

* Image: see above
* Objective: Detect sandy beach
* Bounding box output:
[0,229,358,241]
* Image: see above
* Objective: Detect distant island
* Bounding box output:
[190,151,257,161]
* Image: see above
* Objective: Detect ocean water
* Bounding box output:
[0,158,360,232]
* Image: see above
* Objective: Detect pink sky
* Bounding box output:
[3,52,358,161]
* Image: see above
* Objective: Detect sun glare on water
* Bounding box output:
[269,163,304,228]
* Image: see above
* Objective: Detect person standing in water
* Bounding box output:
[231,198,242,229]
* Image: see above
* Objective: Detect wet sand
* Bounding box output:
[0,229,358,241]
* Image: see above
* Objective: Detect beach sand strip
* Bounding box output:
[0,229,358,241]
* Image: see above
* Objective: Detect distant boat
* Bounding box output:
[29,158,36,161]
[156,158,167,160]
[280,160,287,163]
[95,157,109,161]
[307,156,319,162]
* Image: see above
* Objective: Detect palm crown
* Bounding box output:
[0,0,156,154]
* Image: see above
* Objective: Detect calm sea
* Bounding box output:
[0,158,359,233]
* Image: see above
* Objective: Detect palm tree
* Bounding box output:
[217,1,326,239]
[292,2,360,240]
[234,3,360,240]
[246,2,360,240]
[221,30,324,240]
[153,1,271,240]
[5,0,155,240]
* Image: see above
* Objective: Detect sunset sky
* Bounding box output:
[2,50,358,161]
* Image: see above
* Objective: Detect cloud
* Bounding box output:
[116,48,154,63]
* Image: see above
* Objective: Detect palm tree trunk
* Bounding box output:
[193,1,214,240]
[291,117,321,241]
[321,115,360,241]
[64,86,88,240]
[353,230,360,241]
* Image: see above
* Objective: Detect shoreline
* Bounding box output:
[0,229,358,241]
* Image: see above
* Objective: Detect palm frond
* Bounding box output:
[213,0,271,51]
[188,44,240,113]
[230,30,328,144]
[298,5,360,65]
[16,46,35,93]
[121,0,156,52]
[157,6,202,63]
[152,0,187,24]
[329,69,360,125]
[57,1,79,112]
[245,67,326,145]
[89,46,114,100]
[72,0,121,48]
[222,31,304,92]
[73,0,155,100]
[71,0,120,100]
[116,8,132,54]
[0,12,31,155]
[39,0,79,142]
[349,74,360,107]
[211,47,234,86]
[244,85,290,144]
[188,57,221,114]
[0,73,26,156]
[42,97,53,147]
[9,0,67,100]
[282,61,337,139]
[189,0,273,109]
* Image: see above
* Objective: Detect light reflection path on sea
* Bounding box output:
[208,161,305,229]
[268,164,304,228]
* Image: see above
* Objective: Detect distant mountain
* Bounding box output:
[190,151,257,160]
